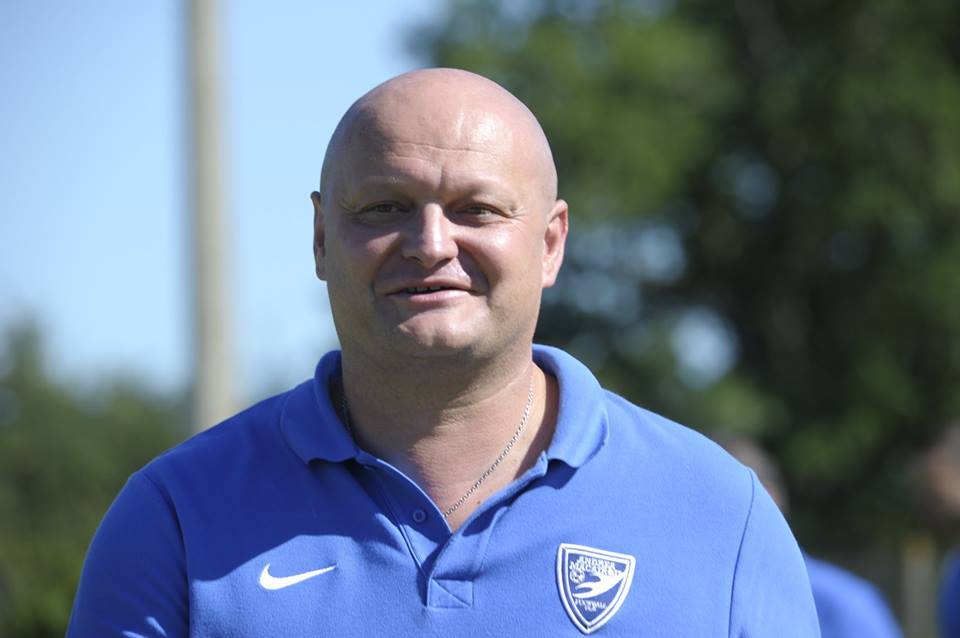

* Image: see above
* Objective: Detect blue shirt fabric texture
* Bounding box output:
[68,345,820,637]
[803,553,902,638]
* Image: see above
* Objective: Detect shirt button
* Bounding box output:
[412,509,427,523]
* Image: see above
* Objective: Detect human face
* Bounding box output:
[313,108,567,363]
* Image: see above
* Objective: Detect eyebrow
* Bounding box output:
[341,176,522,214]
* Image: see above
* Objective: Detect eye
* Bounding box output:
[363,202,408,215]
[350,201,411,227]
[352,202,412,224]
[458,204,500,218]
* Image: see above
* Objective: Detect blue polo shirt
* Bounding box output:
[803,554,902,638]
[68,346,819,636]
[940,552,960,638]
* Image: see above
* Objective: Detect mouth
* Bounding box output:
[402,285,457,295]
[385,282,474,303]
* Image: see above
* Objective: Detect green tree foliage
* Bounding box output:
[415,0,960,546]
[0,322,183,637]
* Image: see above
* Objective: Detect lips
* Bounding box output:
[386,285,473,307]
[404,285,454,294]
[382,278,474,296]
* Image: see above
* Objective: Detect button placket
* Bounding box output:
[359,456,450,578]
[425,455,553,609]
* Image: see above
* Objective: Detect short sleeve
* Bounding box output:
[67,471,188,638]
[729,471,821,638]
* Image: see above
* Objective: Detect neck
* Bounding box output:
[339,345,557,530]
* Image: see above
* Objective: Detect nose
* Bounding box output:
[400,204,458,267]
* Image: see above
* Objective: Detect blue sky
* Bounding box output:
[1,0,443,399]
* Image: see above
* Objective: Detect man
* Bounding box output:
[68,68,819,636]
[916,424,960,638]
[719,437,903,638]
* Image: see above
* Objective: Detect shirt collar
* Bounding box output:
[280,350,356,464]
[532,344,608,468]
[280,346,608,468]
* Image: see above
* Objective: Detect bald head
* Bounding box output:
[310,67,569,364]
[319,68,558,208]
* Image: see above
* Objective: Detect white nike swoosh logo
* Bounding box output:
[258,563,337,590]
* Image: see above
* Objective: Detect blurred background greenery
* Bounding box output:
[2,0,960,635]
[417,0,960,543]
[0,323,182,636]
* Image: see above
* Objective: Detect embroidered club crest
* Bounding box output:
[557,543,636,634]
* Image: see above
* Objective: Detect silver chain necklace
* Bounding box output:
[340,376,535,520]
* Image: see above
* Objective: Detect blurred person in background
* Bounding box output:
[67,69,819,636]
[916,423,960,638]
[720,436,903,638]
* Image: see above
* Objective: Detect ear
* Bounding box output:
[311,191,327,281]
[541,199,569,288]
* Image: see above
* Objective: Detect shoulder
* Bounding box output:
[66,386,306,637]
[607,390,740,465]
[537,343,755,509]
[804,554,891,609]
[144,385,300,481]
[805,553,880,597]
[805,554,902,637]
[536,345,819,634]
[604,387,757,503]
[131,377,340,521]
[941,552,960,638]
[538,344,763,550]
[146,350,346,480]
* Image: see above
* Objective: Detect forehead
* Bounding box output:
[335,108,535,197]
[321,71,558,206]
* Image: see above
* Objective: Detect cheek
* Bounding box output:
[472,228,544,288]
[329,233,397,283]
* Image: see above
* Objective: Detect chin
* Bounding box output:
[391,327,477,356]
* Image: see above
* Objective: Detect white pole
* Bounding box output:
[188,0,233,431]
